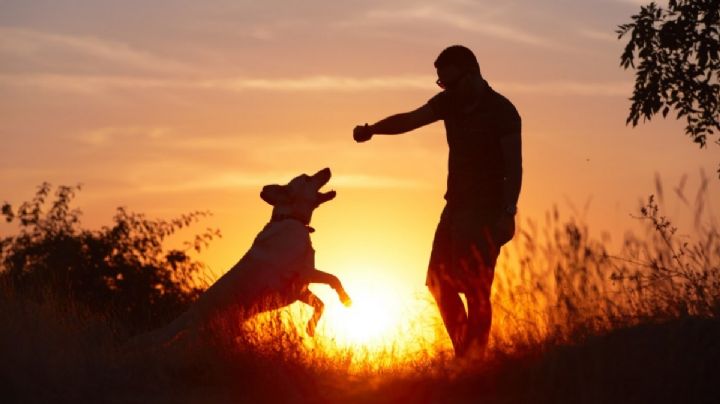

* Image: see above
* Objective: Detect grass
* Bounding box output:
[2,179,719,403]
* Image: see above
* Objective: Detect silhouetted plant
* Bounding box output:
[491,173,719,350]
[492,206,618,347]
[617,0,720,174]
[610,193,720,318]
[0,183,220,332]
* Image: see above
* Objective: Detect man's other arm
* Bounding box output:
[354,104,438,142]
[500,130,522,210]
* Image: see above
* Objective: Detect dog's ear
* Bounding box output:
[261,184,289,206]
[317,190,336,204]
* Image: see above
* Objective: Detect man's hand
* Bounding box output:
[353,124,373,142]
[494,213,515,246]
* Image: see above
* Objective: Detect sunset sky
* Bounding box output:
[1,0,718,307]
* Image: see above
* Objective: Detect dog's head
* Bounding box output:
[260,167,336,224]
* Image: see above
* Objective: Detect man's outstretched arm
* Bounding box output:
[354,104,438,142]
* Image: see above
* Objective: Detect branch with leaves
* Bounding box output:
[618,0,719,174]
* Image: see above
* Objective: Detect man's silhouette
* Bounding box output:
[353,45,522,358]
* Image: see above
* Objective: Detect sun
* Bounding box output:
[244,260,453,365]
[242,266,451,368]
[317,284,401,346]
[306,274,448,360]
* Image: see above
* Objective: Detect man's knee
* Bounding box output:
[427,274,452,301]
[466,290,491,311]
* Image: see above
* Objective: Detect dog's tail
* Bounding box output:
[122,311,194,353]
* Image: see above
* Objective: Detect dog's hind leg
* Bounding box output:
[307,269,352,307]
[298,290,324,336]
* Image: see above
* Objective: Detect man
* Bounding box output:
[353,45,522,358]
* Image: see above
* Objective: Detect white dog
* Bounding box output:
[131,168,351,348]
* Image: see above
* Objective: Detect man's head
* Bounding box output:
[260,168,336,224]
[434,45,481,91]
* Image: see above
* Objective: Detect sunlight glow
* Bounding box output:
[305,270,452,368]
[239,263,457,371]
[233,256,548,371]
[318,285,402,346]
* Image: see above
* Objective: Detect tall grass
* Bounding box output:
[2,175,719,403]
[491,173,719,352]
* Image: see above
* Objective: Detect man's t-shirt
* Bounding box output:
[427,78,521,218]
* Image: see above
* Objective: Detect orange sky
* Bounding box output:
[1,0,718,302]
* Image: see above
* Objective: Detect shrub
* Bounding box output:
[0,183,220,332]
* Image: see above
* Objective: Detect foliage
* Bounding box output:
[617,0,720,172]
[0,183,220,332]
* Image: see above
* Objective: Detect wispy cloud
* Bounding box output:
[0,26,193,75]
[338,4,564,50]
[0,72,631,97]
[578,28,619,43]
[495,80,632,96]
[0,73,432,93]
[0,73,163,93]
[199,76,431,91]
[614,0,668,5]
[74,126,173,146]
[128,172,428,195]
[332,174,428,189]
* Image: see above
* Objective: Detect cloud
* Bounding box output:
[0,72,630,97]
[495,80,632,96]
[338,4,564,50]
[128,172,428,195]
[74,126,173,146]
[0,26,193,75]
[199,76,431,91]
[332,174,428,189]
[0,73,174,93]
[0,72,431,93]
[614,0,668,5]
[578,28,619,43]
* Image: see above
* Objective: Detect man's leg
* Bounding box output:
[428,276,467,356]
[465,282,493,357]
[427,207,469,356]
[464,233,499,358]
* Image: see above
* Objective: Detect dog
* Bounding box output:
[129,167,351,348]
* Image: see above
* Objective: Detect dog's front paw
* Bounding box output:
[339,292,352,307]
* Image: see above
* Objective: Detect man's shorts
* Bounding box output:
[426,205,503,294]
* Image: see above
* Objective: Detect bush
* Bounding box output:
[0,183,220,332]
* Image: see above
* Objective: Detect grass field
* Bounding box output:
[2,184,719,403]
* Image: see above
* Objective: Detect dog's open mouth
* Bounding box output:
[313,167,336,203]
